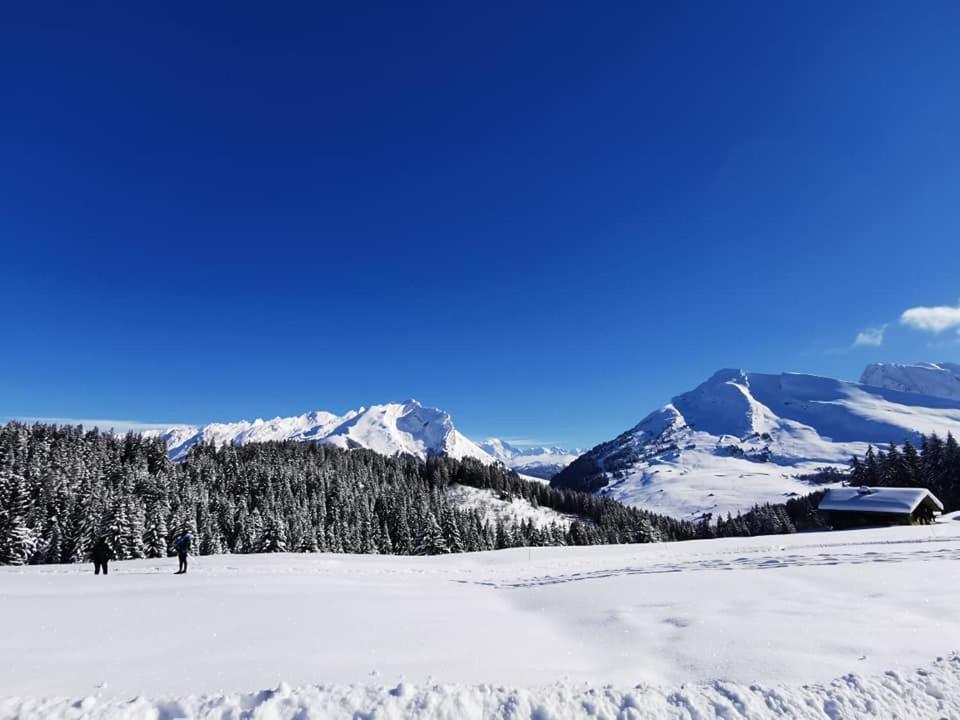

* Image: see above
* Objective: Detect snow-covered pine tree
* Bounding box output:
[66,493,96,563]
[258,512,288,553]
[378,521,394,554]
[143,503,169,558]
[440,507,464,553]
[0,472,35,565]
[414,511,448,555]
[35,514,64,564]
[394,504,414,555]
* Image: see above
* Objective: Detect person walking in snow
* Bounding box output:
[174,531,192,574]
[92,536,112,576]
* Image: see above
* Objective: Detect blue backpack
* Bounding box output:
[176,534,192,553]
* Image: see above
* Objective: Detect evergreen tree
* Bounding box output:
[415,512,448,555]
[0,472,34,565]
[259,512,288,553]
[143,503,169,558]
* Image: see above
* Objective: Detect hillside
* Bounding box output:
[0,420,706,568]
[861,361,960,401]
[552,367,960,519]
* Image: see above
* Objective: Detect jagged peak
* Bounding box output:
[704,368,750,385]
[148,400,493,465]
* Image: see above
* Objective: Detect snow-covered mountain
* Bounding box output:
[477,439,583,480]
[552,367,960,519]
[861,361,960,401]
[149,400,496,464]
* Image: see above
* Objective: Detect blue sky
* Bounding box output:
[2,2,960,448]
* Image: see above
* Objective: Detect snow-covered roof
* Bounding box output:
[819,487,944,514]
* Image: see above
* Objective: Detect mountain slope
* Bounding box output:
[552,367,960,519]
[150,400,495,464]
[861,361,960,401]
[478,439,583,480]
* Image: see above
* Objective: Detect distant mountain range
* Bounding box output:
[147,400,582,480]
[150,400,491,463]
[551,362,960,519]
[478,439,584,481]
[144,361,960,519]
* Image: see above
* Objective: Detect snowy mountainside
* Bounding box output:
[861,361,960,401]
[552,367,960,519]
[149,400,495,464]
[478,438,583,480]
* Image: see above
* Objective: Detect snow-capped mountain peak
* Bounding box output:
[477,437,519,464]
[149,401,494,464]
[552,365,960,518]
[478,438,584,481]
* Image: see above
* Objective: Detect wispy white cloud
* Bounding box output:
[852,324,887,348]
[900,303,960,334]
[2,416,177,434]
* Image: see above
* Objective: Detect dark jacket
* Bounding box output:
[175,533,192,555]
[91,538,113,562]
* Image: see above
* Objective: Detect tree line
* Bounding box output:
[0,421,704,565]
[849,432,960,511]
[8,422,951,566]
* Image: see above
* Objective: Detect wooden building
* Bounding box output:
[818,486,944,529]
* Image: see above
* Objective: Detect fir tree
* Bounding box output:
[415,512,448,555]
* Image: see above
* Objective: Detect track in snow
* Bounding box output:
[460,536,960,589]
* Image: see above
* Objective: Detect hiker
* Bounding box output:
[92,536,112,576]
[174,531,192,574]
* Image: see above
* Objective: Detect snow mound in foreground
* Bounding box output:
[5,654,958,719]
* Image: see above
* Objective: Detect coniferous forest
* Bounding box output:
[2,421,957,566]
[0,421,698,565]
[848,434,960,511]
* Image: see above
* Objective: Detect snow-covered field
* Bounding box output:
[3,517,960,719]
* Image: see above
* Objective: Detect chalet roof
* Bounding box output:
[818,487,944,515]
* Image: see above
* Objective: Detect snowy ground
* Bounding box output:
[2,516,960,718]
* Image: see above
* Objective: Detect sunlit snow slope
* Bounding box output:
[861,361,960,401]
[553,367,960,519]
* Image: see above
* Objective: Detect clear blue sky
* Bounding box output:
[3,2,960,448]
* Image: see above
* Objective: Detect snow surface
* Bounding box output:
[5,657,959,720]
[554,367,960,519]
[479,439,584,481]
[2,517,960,718]
[861,361,960,402]
[148,400,495,465]
[445,484,578,529]
[819,486,944,514]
